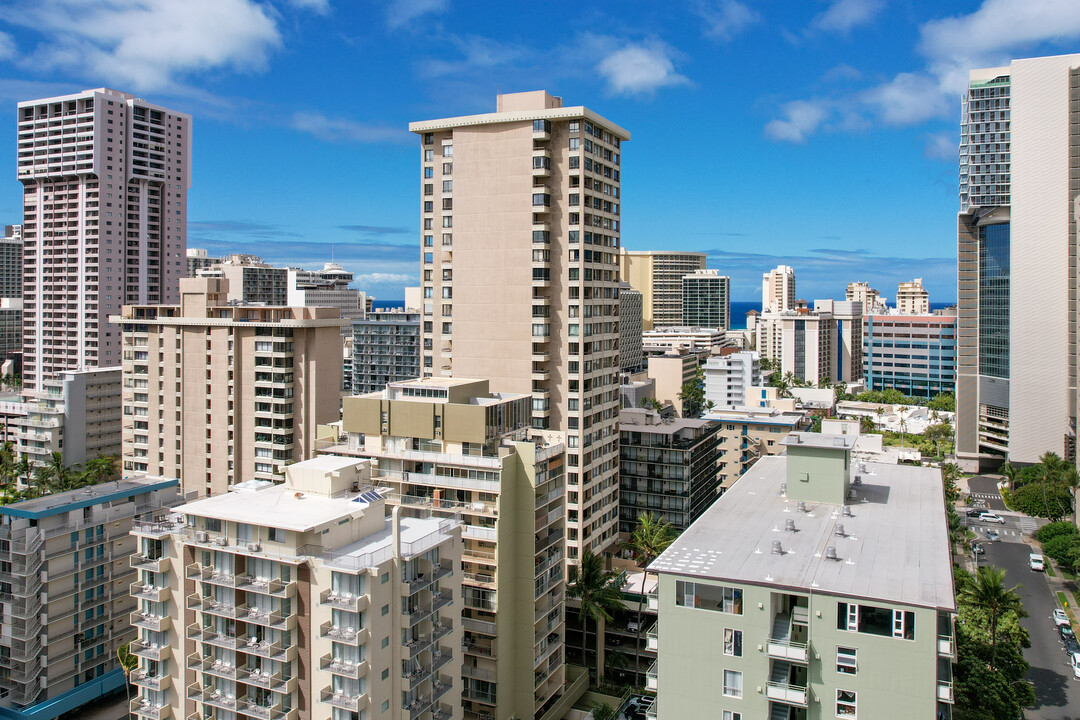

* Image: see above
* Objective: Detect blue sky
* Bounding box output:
[1,1,1079,302]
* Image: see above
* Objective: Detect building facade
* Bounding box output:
[333,378,570,720]
[758,308,837,385]
[0,477,181,720]
[702,351,761,409]
[287,263,367,334]
[816,299,864,384]
[185,248,222,278]
[647,434,956,720]
[956,54,1080,469]
[350,311,421,395]
[762,265,795,313]
[619,283,644,373]
[618,408,721,533]
[17,88,191,389]
[15,366,122,470]
[619,250,706,330]
[129,457,463,720]
[114,277,344,496]
[704,407,808,491]
[409,91,627,567]
[846,282,882,311]
[864,313,957,398]
[681,269,730,330]
[0,225,22,299]
[896,279,930,315]
[200,255,289,306]
[642,327,731,357]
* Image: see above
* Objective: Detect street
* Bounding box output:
[983,528,1080,718]
[967,474,1009,512]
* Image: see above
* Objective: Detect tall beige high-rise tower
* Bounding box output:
[762,264,796,312]
[113,277,344,496]
[409,91,628,567]
[17,88,191,389]
[896,278,930,314]
[619,249,707,329]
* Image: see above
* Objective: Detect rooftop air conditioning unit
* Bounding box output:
[195,531,209,542]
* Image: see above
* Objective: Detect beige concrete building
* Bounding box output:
[956,54,1080,469]
[129,457,463,720]
[0,476,182,719]
[647,351,705,417]
[409,91,627,567]
[896,278,930,315]
[17,88,191,389]
[762,265,796,313]
[327,378,574,720]
[642,326,733,357]
[113,277,344,496]
[648,434,956,719]
[619,250,706,330]
[15,366,122,470]
[756,307,838,385]
[704,407,808,490]
[200,255,289,305]
[846,282,884,312]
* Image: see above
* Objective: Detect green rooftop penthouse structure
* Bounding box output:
[646,432,956,720]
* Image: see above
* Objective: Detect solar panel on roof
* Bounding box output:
[355,490,383,504]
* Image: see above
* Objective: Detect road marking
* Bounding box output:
[1019,519,1037,535]
[970,492,1001,499]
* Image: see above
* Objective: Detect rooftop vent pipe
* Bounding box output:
[825,546,839,560]
[784,519,796,532]
[771,540,783,555]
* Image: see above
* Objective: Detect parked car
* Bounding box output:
[1064,635,1080,656]
[1054,609,1071,627]
[966,508,984,517]
[979,512,1006,524]
[1060,624,1075,643]
[986,529,1001,542]
[971,542,985,555]
[1071,652,1080,679]
[1030,554,1046,571]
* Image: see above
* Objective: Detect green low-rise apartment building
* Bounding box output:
[647,432,956,720]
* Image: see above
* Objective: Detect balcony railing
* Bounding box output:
[319,621,369,645]
[319,588,369,613]
[645,661,658,691]
[937,634,955,658]
[765,681,808,706]
[320,687,369,713]
[765,637,808,663]
[319,654,368,679]
[131,698,171,720]
[938,681,954,703]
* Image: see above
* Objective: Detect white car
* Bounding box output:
[1054,609,1071,627]
[1030,554,1046,571]
[979,512,1006,524]
[1071,652,1080,679]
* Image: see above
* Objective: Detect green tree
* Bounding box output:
[858,415,876,434]
[590,702,617,720]
[117,641,139,720]
[624,512,676,675]
[568,549,626,685]
[959,566,1024,670]
[81,455,120,486]
[941,463,962,504]
[677,367,706,417]
[928,392,956,412]
[1010,481,1074,522]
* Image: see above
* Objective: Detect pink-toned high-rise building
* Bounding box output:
[16,88,191,390]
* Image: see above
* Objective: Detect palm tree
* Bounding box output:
[1000,461,1022,492]
[568,549,625,685]
[624,513,677,675]
[1037,452,1066,520]
[959,566,1024,669]
[0,440,15,490]
[36,451,78,495]
[858,415,876,434]
[117,641,139,720]
[82,455,119,487]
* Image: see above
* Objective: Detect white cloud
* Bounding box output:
[6,0,282,92]
[860,72,951,125]
[811,0,885,33]
[764,100,828,143]
[386,0,448,29]
[290,111,411,144]
[0,32,15,61]
[354,272,415,286]
[418,35,525,78]
[287,0,330,13]
[597,41,690,96]
[923,131,957,161]
[695,0,760,41]
[920,0,1080,94]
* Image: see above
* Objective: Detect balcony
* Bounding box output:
[645,661,658,691]
[938,681,954,704]
[188,653,238,681]
[319,621,369,646]
[240,667,295,694]
[320,654,368,679]
[130,582,170,603]
[131,672,172,692]
[131,641,170,662]
[131,698,171,720]
[320,687,369,713]
[131,555,171,573]
[646,623,658,651]
[319,588,369,613]
[647,587,658,611]
[242,637,297,662]
[938,634,955,658]
[404,696,432,720]
[404,634,433,658]
[130,611,171,633]
[765,637,808,663]
[765,680,808,706]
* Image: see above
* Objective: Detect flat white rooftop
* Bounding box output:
[649,455,956,611]
[177,483,373,533]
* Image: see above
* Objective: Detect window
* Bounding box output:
[382,700,390,712]
[268,528,284,543]
[722,670,742,698]
[723,713,741,720]
[836,646,857,674]
[836,689,856,717]
[723,629,742,657]
[381,604,389,616]
[569,137,580,150]
[381,668,389,680]
[675,580,743,614]
[381,636,389,648]
[837,603,914,640]
[381,572,389,584]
